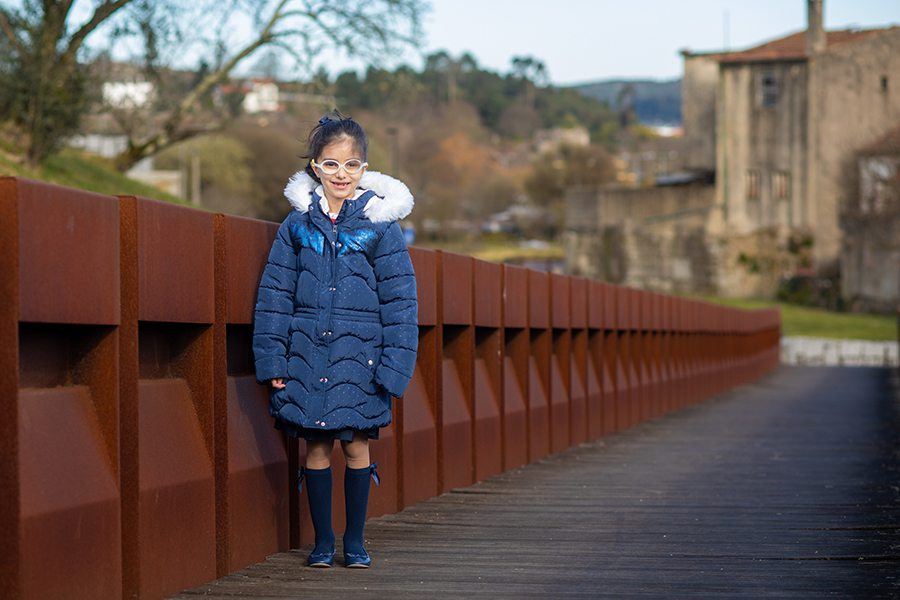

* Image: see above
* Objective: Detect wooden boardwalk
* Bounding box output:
[175,367,900,599]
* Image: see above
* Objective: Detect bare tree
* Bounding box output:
[0,1,132,165]
[0,0,427,167]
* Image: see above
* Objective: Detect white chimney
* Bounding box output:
[807,0,826,55]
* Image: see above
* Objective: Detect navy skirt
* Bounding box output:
[275,419,380,442]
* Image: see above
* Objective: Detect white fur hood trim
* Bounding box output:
[283,170,414,223]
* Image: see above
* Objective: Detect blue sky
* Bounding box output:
[399,0,900,84]
[64,0,899,85]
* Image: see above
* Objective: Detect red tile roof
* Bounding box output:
[715,27,895,64]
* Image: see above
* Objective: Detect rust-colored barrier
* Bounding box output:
[0,177,781,599]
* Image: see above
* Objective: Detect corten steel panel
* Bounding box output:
[615,286,632,331]
[441,252,473,325]
[549,332,571,452]
[401,329,438,507]
[601,332,618,434]
[615,330,633,430]
[409,247,437,326]
[401,368,438,505]
[137,378,216,599]
[602,282,617,330]
[528,270,550,329]
[0,178,18,599]
[136,198,215,323]
[661,293,672,331]
[660,328,674,414]
[441,325,474,492]
[630,291,648,424]
[569,330,588,445]
[528,331,550,461]
[570,277,588,330]
[441,358,473,490]
[473,260,501,328]
[222,215,279,324]
[550,273,570,329]
[640,292,659,420]
[368,419,399,519]
[14,178,120,325]
[587,280,604,330]
[473,353,502,481]
[634,330,650,425]
[585,331,604,440]
[503,265,529,328]
[18,386,121,600]
[502,330,529,470]
[225,376,289,572]
[652,292,663,332]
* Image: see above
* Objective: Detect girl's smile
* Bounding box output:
[315,137,366,211]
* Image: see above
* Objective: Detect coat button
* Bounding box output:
[367,359,374,365]
[336,242,342,248]
[320,421,326,427]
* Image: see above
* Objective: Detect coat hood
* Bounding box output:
[283,170,414,223]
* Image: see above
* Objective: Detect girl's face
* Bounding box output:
[315,136,366,205]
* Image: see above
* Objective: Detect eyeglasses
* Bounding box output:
[312,158,368,175]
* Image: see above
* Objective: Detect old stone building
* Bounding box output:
[567,0,900,303]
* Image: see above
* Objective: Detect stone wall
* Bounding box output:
[564,184,811,298]
[564,184,718,294]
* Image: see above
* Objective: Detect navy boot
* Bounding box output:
[343,463,380,568]
[298,466,335,567]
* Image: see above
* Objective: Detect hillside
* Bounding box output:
[572,79,682,126]
[0,143,186,204]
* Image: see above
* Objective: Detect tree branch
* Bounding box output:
[61,0,133,64]
[0,8,26,55]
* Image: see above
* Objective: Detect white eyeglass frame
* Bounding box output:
[312,158,368,175]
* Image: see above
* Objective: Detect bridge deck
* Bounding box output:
[175,367,900,599]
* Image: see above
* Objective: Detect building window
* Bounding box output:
[758,68,778,108]
[773,171,791,200]
[746,169,761,200]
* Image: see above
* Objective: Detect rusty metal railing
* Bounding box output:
[0,177,780,599]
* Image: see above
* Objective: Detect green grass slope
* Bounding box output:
[703,297,897,342]
[0,145,186,204]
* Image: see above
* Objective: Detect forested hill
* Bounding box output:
[331,53,618,143]
[572,79,682,126]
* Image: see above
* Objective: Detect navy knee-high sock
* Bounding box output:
[304,467,334,553]
[343,465,374,556]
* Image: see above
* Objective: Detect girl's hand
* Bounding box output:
[270,378,286,390]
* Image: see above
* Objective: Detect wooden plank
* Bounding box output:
[172,367,900,599]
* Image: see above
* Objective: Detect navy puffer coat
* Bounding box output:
[252,170,418,432]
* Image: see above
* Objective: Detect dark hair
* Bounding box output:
[302,109,368,182]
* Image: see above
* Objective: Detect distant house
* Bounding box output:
[242,79,281,113]
[567,0,900,302]
[533,127,589,155]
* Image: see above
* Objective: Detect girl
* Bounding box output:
[252,112,418,568]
